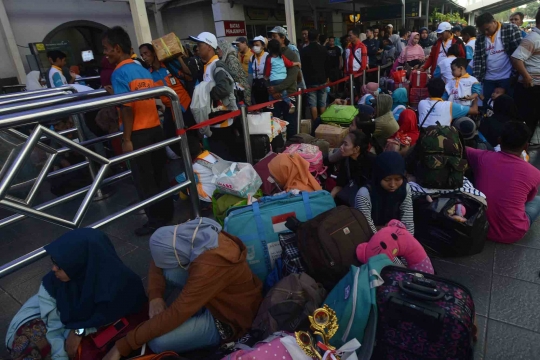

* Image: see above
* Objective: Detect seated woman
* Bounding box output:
[355,151,414,234]
[358,82,379,106]
[331,130,375,206]
[104,218,262,359]
[328,113,374,164]
[372,94,400,150]
[5,229,146,360]
[268,153,322,192]
[391,88,408,119]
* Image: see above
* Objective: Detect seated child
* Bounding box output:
[466,121,540,244]
[265,39,301,113]
[482,87,505,117]
[355,151,414,234]
[443,58,482,106]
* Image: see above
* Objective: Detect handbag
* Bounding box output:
[336,158,360,207]
[247,112,272,136]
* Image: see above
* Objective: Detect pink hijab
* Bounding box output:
[398,32,425,62]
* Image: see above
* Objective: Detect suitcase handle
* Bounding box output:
[399,280,444,301]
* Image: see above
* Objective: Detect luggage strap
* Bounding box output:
[420,100,440,128]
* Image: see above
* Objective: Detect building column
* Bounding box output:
[284,0,297,46]
[153,4,166,38]
[129,0,152,47]
[212,0,247,43]
[332,12,343,38]
[0,0,25,83]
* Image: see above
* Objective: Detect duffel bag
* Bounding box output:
[320,104,358,125]
[324,255,393,357]
[373,265,476,360]
[224,191,335,282]
[294,206,374,290]
[284,143,327,177]
[413,193,488,257]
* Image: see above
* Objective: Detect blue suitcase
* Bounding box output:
[224,191,336,282]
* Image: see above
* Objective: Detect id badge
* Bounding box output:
[169,75,177,85]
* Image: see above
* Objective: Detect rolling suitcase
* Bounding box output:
[253,152,278,195]
[413,194,488,257]
[410,70,429,88]
[374,266,475,360]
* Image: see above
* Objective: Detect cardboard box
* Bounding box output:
[152,32,184,62]
[315,124,348,148]
[300,119,312,134]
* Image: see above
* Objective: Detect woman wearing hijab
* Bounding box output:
[268,153,322,192]
[391,87,408,119]
[397,109,420,146]
[479,95,519,147]
[359,82,379,106]
[355,151,414,234]
[6,229,146,360]
[332,130,376,205]
[373,94,400,149]
[418,27,435,57]
[25,71,46,91]
[392,32,425,72]
[103,218,262,359]
[217,39,251,105]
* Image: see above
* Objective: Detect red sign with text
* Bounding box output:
[224,21,246,36]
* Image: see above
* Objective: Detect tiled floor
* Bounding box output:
[2,157,540,359]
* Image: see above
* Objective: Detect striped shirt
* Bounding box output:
[512,27,540,85]
[354,183,415,235]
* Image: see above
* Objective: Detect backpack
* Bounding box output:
[284,143,327,177]
[416,124,468,189]
[324,254,394,356]
[293,206,374,290]
[285,133,330,158]
[251,273,327,339]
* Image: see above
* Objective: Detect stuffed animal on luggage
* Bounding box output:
[356,220,434,274]
[447,203,467,223]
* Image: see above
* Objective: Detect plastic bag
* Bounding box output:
[214,162,262,198]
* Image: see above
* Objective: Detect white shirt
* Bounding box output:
[485,24,512,80]
[250,52,269,80]
[418,98,453,127]
[438,56,457,84]
[48,65,67,88]
[437,38,454,65]
[511,28,540,85]
[445,75,480,106]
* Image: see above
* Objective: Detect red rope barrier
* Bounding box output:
[176,109,242,135]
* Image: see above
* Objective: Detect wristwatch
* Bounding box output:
[74,328,85,336]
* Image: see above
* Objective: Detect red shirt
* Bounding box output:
[466,148,540,243]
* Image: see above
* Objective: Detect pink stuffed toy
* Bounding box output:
[356,219,434,274]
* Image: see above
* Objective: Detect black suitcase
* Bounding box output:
[413,194,488,257]
[374,266,476,360]
[250,135,271,164]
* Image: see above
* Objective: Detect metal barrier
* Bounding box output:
[0,85,82,100]
[0,86,200,278]
[296,88,302,134]
[0,91,71,107]
[74,76,101,83]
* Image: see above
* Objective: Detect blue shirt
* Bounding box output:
[269,57,287,82]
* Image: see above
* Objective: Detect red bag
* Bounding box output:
[410,70,429,88]
[76,306,149,360]
[253,152,278,195]
[392,67,407,84]
[409,88,430,107]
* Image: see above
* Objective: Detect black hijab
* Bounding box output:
[42,229,146,329]
[369,151,408,226]
[418,27,434,48]
[479,95,518,147]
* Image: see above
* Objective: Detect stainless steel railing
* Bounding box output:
[0,85,82,100]
[74,76,101,83]
[0,86,200,278]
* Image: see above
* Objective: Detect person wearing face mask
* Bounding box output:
[355,151,414,234]
[248,36,269,105]
[331,130,375,206]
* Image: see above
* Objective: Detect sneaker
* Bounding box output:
[134,222,157,236]
[289,96,296,103]
[267,104,274,110]
[288,102,296,114]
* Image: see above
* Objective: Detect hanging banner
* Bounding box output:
[223,21,247,37]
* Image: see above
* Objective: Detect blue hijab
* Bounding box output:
[42,229,146,329]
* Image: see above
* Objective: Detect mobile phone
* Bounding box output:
[91,318,129,349]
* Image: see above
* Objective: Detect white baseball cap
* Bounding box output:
[436,22,452,33]
[189,32,218,50]
[386,24,393,28]
[253,35,266,43]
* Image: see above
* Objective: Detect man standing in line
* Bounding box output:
[234,37,252,76]
[301,28,330,120]
[326,36,343,93]
[363,27,380,68]
[102,26,174,236]
[420,22,466,74]
[510,12,528,39]
[345,28,368,99]
[473,12,522,102]
[512,7,540,140]
[301,28,310,49]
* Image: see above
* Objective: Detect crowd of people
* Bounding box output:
[5,5,540,360]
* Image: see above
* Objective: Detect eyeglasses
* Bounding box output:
[51,257,61,270]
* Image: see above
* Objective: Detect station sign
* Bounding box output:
[224,21,247,37]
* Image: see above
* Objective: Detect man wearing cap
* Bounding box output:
[234,36,252,76]
[189,31,241,160]
[268,26,300,134]
[420,22,466,74]
[473,12,522,102]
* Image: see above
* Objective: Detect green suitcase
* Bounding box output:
[320,105,359,125]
